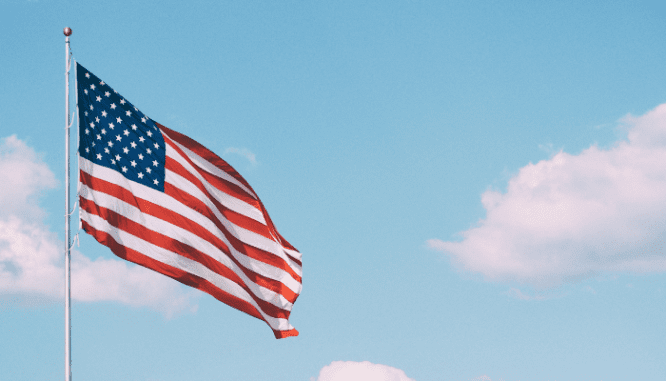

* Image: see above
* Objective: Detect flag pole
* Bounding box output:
[64,26,73,381]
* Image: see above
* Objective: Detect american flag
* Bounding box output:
[76,62,302,338]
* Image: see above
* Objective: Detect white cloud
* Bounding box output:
[0,135,198,315]
[428,103,666,288]
[71,249,199,317]
[224,147,257,165]
[312,361,415,381]
[0,135,57,220]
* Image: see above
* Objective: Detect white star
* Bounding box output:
[138,172,144,179]
[116,117,122,124]
[152,160,158,167]
[85,73,90,78]
[89,105,94,111]
[131,124,138,130]
[138,154,144,160]
[130,160,137,167]
[122,166,128,173]
[120,99,126,104]
[101,128,106,135]
[123,130,129,136]
[115,154,121,161]
[104,148,110,154]
[95,116,100,123]
[153,179,159,185]
[100,81,105,86]
[96,134,101,140]
[96,96,102,102]
[109,123,114,129]
[116,135,122,141]
[147,131,153,137]
[101,110,108,117]
[131,142,137,149]
[154,143,159,149]
[146,148,152,154]
[111,159,116,165]
[123,147,129,154]
[84,111,88,116]
[85,129,89,135]
[146,167,152,174]
[141,117,147,123]
[125,110,131,116]
[90,84,95,90]
[85,147,90,153]
[105,91,110,97]
[89,122,95,128]
[107,141,113,147]
[134,107,138,111]
[96,153,102,160]
[84,89,88,94]
[139,136,145,143]
[110,103,117,110]
[92,142,95,147]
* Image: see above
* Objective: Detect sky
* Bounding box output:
[1,1,666,380]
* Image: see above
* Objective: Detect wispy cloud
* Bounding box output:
[311,361,415,381]
[469,376,506,381]
[0,135,198,316]
[428,103,666,288]
[224,147,257,166]
[506,288,547,301]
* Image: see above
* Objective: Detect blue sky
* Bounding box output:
[1,1,666,380]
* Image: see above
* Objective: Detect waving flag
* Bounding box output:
[75,62,302,338]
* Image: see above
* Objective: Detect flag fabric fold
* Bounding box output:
[76,62,302,338]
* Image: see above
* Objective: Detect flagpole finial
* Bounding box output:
[64,27,72,36]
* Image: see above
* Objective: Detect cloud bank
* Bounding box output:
[428,104,666,288]
[312,361,415,381]
[0,135,198,315]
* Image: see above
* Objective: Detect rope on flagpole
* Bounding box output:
[64,26,73,381]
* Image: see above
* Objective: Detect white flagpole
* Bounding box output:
[64,26,72,381]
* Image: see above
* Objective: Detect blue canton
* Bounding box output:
[77,63,166,192]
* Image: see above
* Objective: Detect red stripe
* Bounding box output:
[80,219,265,322]
[163,180,302,284]
[80,170,301,302]
[159,125,300,255]
[160,159,303,282]
[164,156,272,240]
[162,182,301,301]
[273,328,299,339]
[80,196,292,320]
[159,123,257,199]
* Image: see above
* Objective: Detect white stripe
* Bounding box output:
[79,183,300,306]
[80,209,295,332]
[79,181,301,303]
[162,134,303,273]
[165,168,303,277]
[162,129,257,199]
[165,143,267,225]
[80,156,302,283]
[284,247,302,262]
